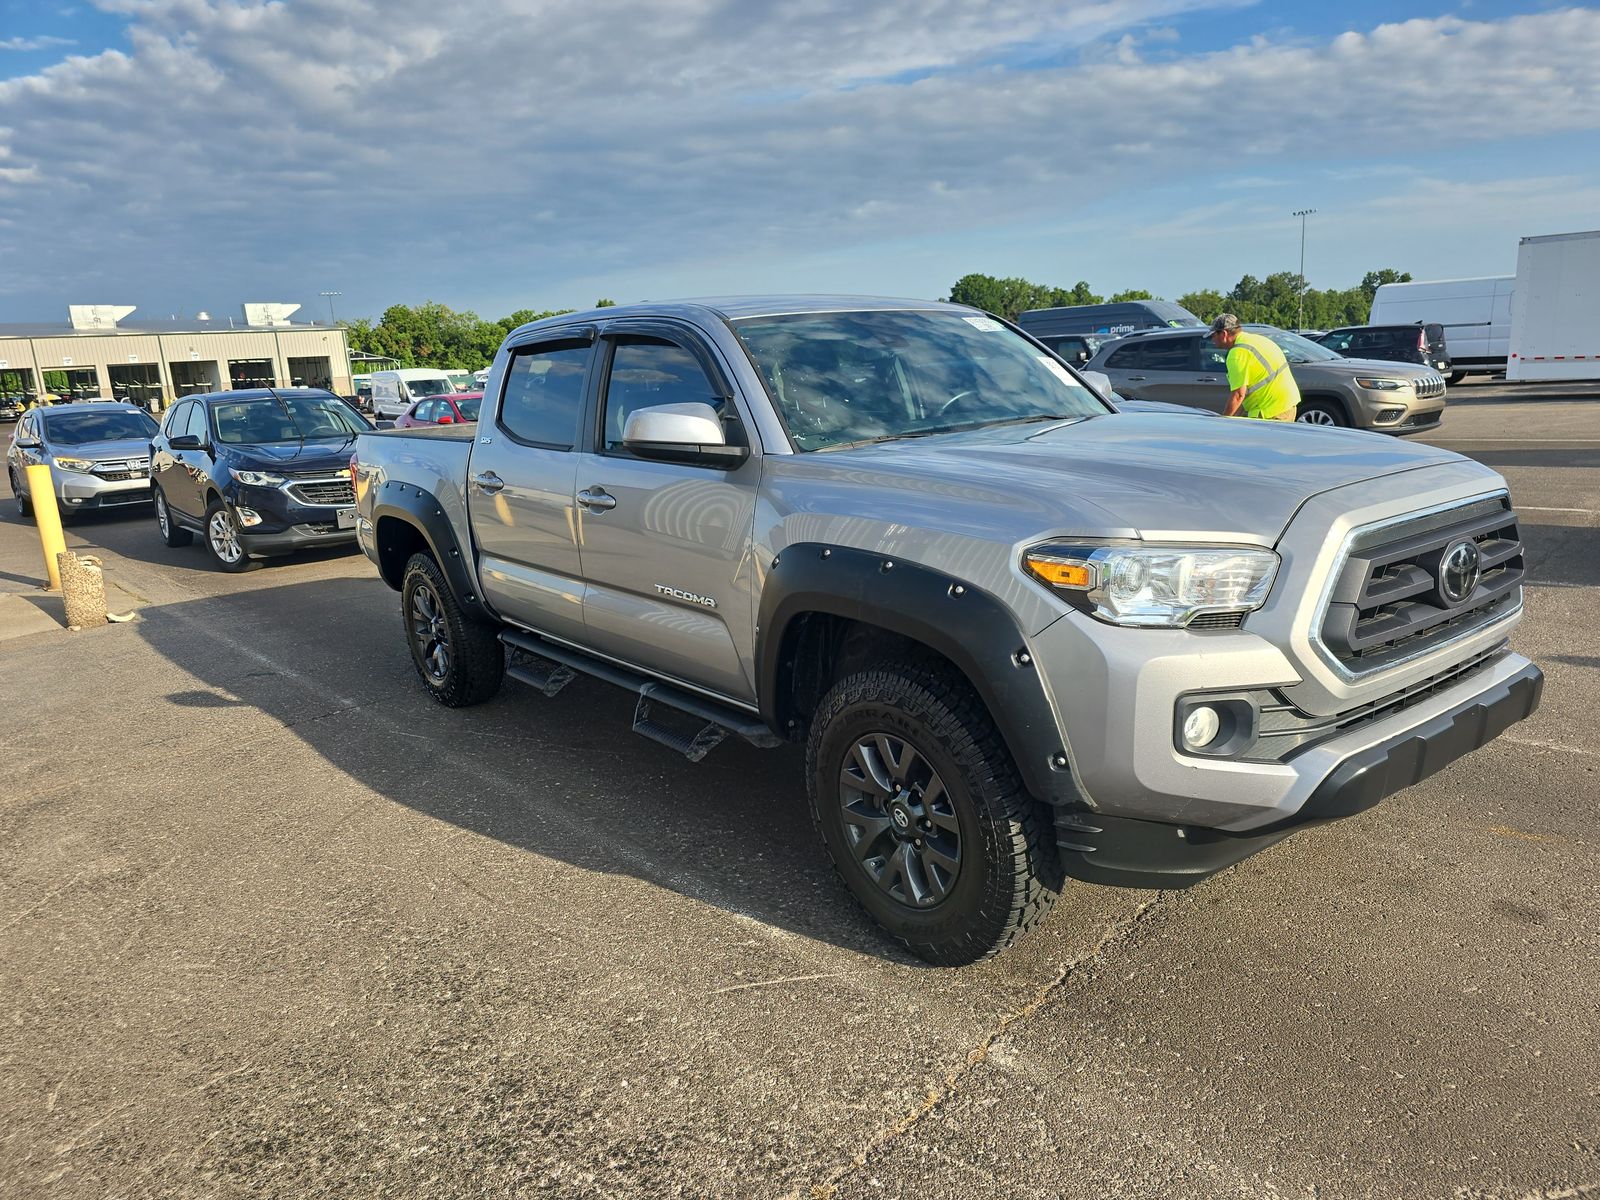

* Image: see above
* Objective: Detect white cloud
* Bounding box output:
[0,35,77,51]
[0,2,1597,317]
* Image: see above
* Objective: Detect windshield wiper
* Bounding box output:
[818,413,1080,452]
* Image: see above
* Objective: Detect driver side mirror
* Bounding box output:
[438,415,455,424]
[1081,371,1115,402]
[13,436,40,449]
[622,402,749,468]
[169,434,203,450]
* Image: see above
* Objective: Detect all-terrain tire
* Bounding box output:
[806,662,1062,966]
[400,551,505,707]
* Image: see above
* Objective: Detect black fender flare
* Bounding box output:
[370,482,492,622]
[755,543,1083,807]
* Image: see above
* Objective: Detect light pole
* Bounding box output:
[1292,209,1316,330]
[319,290,342,326]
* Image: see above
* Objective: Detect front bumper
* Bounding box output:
[228,481,357,556]
[1055,657,1542,887]
[55,470,153,510]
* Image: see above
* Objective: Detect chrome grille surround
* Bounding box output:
[1308,491,1523,681]
[285,476,355,507]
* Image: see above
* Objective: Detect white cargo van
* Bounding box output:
[1506,230,1600,383]
[369,369,456,421]
[1369,277,1513,379]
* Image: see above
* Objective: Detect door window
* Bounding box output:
[183,402,211,443]
[600,338,736,453]
[161,401,192,438]
[1322,332,1354,352]
[1105,343,1146,369]
[414,399,439,423]
[1140,337,1196,371]
[498,341,591,449]
[1200,342,1231,372]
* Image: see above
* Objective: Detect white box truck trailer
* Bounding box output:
[1369,276,1512,380]
[1506,230,1600,383]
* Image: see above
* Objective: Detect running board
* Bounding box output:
[499,629,784,759]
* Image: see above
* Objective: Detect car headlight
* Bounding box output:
[52,455,96,472]
[1023,544,1279,627]
[1354,378,1407,391]
[229,468,286,486]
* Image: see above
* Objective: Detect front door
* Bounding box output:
[574,331,761,704]
[467,335,592,644]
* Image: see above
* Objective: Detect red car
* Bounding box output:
[394,391,483,428]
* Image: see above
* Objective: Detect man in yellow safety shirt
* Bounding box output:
[1207,313,1299,420]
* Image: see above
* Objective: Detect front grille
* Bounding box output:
[98,487,152,506]
[1399,411,1441,429]
[300,521,342,534]
[92,459,150,482]
[1244,645,1506,761]
[1414,375,1447,399]
[286,478,354,506]
[1317,496,1523,675]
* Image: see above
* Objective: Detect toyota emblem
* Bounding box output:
[1438,539,1481,606]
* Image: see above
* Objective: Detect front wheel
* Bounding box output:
[1296,400,1347,427]
[203,499,253,572]
[806,664,1061,966]
[400,552,504,707]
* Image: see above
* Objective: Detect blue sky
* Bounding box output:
[1,1,1597,325]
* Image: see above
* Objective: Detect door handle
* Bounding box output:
[1125,375,1147,381]
[472,471,504,494]
[1197,376,1219,382]
[577,486,616,512]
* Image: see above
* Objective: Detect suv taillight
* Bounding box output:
[1418,329,1428,350]
[349,453,358,488]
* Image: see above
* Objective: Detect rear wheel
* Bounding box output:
[9,467,30,518]
[807,663,1061,966]
[153,486,192,547]
[400,552,504,707]
[1447,371,1467,385]
[1296,399,1347,427]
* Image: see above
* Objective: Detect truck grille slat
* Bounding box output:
[1318,496,1523,675]
[286,478,355,506]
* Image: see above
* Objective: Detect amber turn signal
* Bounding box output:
[1023,554,1092,590]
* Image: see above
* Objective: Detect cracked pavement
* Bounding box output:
[2,385,1597,1199]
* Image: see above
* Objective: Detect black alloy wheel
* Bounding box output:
[838,733,962,909]
[807,662,1061,966]
[399,552,504,707]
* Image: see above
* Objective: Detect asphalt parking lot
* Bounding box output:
[2,383,1597,1200]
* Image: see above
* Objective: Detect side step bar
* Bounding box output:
[500,629,784,761]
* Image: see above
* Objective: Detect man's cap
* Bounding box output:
[1207,313,1241,336]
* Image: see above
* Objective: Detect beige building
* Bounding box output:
[0,303,354,411]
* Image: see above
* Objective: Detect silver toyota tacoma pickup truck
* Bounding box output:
[353,296,1541,965]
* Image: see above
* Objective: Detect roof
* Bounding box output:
[0,320,346,340]
[179,388,338,404]
[508,294,965,339]
[32,401,149,414]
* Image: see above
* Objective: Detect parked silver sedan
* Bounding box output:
[6,402,160,519]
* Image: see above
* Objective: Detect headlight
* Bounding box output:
[229,468,286,486]
[52,455,96,472]
[1023,544,1279,627]
[1354,378,1407,391]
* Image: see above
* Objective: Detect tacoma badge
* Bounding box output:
[655,584,717,609]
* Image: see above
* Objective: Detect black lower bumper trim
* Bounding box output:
[1057,660,1543,889]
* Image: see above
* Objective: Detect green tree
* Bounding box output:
[948,273,1103,320]
[1359,268,1413,303]
[1176,289,1227,321]
[595,298,617,308]
[1108,289,1154,303]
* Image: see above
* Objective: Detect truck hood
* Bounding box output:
[1289,356,1442,380]
[809,412,1475,545]
[222,434,359,471]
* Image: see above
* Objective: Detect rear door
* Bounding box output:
[467,331,594,644]
[1131,335,1216,408]
[573,324,761,703]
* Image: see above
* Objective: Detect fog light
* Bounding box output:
[1375,407,1405,423]
[235,506,263,527]
[1182,705,1222,750]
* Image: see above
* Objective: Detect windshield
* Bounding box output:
[1248,326,1344,363]
[212,394,368,444]
[731,309,1109,451]
[41,408,158,445]
[406,377,454,398]
[456,396,483,421]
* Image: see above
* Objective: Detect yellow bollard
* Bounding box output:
[24,463,66,591]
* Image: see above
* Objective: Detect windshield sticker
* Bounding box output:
[963,316,1005,332]
[1037,356,1078,386]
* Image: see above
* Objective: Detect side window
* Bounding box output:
[184,403,211,443]
[601,338,732,453]
[1141,338,1195,371]
[414,399,438,422]
[1200,342,1230,372]
[498,341,591,449]
[1105,343,1145,369]
[1323,332,1353,352]
[1350,332,1382,353]
[161,401,191,437]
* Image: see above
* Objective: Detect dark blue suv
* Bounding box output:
[150,388,369,571]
